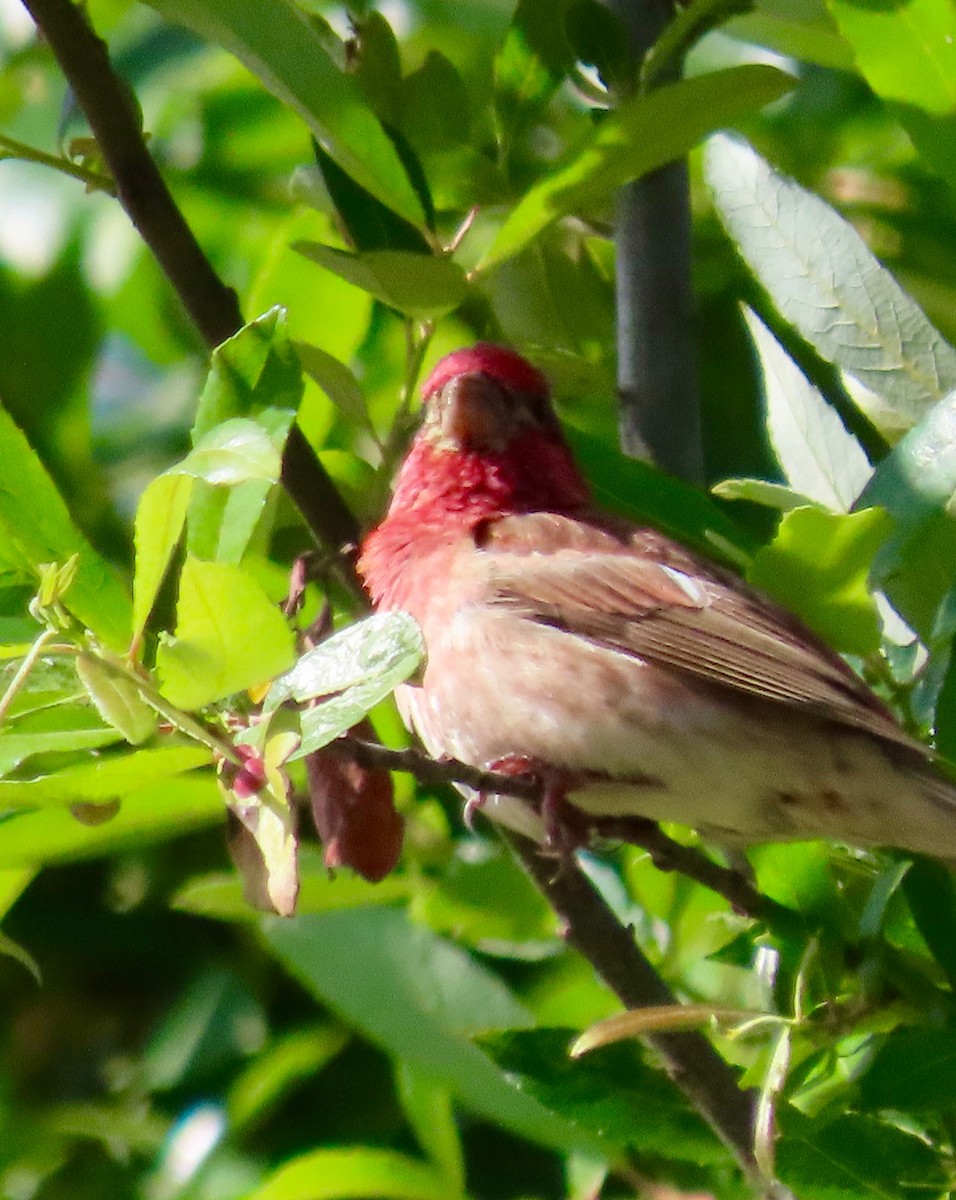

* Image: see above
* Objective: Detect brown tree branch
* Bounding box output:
[327,736,797,932]
[20,0,362,575]
[505,830,759,1176]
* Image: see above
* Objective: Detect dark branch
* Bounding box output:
[21,0,362,569]
[505,829,758,1174]
[603,0,703,482]
[328,736,796,929]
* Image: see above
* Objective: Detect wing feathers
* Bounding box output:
[478,511,918,753]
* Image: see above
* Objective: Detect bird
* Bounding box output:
[357,342,956,858]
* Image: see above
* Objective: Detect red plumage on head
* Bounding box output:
[421,343,549,400]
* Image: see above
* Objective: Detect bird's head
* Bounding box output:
[382,344,589,526]
[418,343,561,454]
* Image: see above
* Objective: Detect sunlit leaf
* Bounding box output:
[0,745,211,810]
[743,305,872,511]
[748,506,891,654]
[246,1147,452,1200]
[156,557,295,710]
[707,135,956,437]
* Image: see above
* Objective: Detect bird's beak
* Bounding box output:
[438,372,508,452]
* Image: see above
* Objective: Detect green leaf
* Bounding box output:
[494,0,572,151]
[246,1147,452,1200]
[743,306,872,512]
[640,0,756,90]
[860,386,956,640]
[479,1029,724,1163]
[712,478,816,512]
[294,341,376,438]
[156,556,295,710]
[777,1108,949,1199]
[901,857,956,992]
[262,908,592,1154]
[351,11,402,122]
[75,653,158,745]
[0,402,131,650]
[567,428,757,561]
[0,745,212,810]
[858,1025,956,1112]
[314,139,431,255]
[265,612,425,709]
[747,506,892,655]
[707,135,956,437]
[293,244,467,319]
[175,417,286,486]
[484,64,794,268]
[132,473,193,646]
[395,1064,466,1196]
[399,52,472,153]
[187,311,302,564]
[227,1025,350,1133]
[173,852,412,922]
[143,0,425,226]
[0,774,222,868]
[826,0,956,117]
[193,309,303,438]
[0,727,122,778]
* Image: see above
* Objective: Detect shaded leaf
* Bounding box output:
[480,1029,724,1163]
[0,402,130,650]
[861,385,956,640]
[293,243,467,318]
[143,0,424,225]
[314,139,431,254]
[262,908,591,1154]
[485,65,794,267]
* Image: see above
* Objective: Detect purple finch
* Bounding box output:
[358,344,956,857]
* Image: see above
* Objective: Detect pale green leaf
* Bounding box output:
[156,557,295,710]
[0,774,223,868]
[0,745,212,810]
[75,653,158,745]
[743,305,872,511]
[747,506,892,655]
[132,472,193,646]
[246,1147,452,1200]
[826,0,956,116]
[707,135,956,436]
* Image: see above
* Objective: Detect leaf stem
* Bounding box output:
[0,628,59,726]
[0,133,116,194]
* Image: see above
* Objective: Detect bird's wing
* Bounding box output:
[477,511,920,752]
